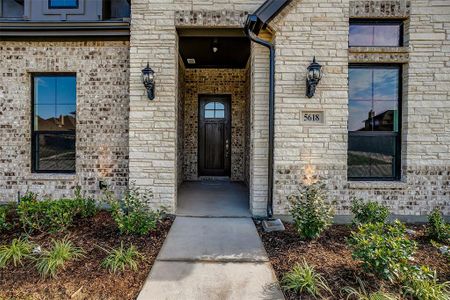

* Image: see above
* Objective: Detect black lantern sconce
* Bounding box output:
[306,57,323,98]
[141,63,155,100]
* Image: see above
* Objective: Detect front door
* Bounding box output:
[198,95,231,177]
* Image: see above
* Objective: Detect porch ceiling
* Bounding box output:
[179,36,250,69]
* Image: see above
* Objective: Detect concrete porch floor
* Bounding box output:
[177,181,251,217]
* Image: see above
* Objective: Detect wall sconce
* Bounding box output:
[306,57,323,98]
[141,62,155,100]
[99,180,107,190]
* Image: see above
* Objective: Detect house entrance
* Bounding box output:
[176,28,251,216]
[198,94,231,177]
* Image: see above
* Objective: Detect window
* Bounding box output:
[32,74,76,173]
[48,0,79,9]
[204,102,225,119]
[348,65,401,180]
[349,20,403,47]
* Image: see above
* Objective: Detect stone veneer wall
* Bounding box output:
[0,40,130,202]
[270,0,449,217]
[177,57,186,187]
[182,68,249,182]
[129,0,266,212]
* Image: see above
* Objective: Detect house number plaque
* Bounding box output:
[301,110,325,125]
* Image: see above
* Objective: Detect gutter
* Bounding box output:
[244,0,291,219]
[244,18,275,218]
[0,21,130,37]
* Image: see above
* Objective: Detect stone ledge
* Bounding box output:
[349,48,409,63]
[349,46,409,53]
[347,180,407,190]
[24,174,77,181]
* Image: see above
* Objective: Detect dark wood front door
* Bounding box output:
[198,95,231,177]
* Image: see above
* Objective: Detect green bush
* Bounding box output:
[17,190,96,233]
[0,237,34,268]
[288,181,334,240]
[104,186,163,235]
[348,220,416,281]
[101,242,142,274]
[350,198,390,225]
[0,205,10,231]
[281,260,332,299]
[36,237,84,278]
[427,208,450,243]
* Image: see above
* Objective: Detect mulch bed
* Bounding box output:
[257,222,450,300]
[0,211,174,300]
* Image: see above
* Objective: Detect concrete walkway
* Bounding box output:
[138,182,284,300]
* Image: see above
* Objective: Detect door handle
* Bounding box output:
[225,139,230,157]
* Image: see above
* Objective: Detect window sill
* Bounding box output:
[349,46,409,53]
[25,173,76,181]
[347,180,407,190]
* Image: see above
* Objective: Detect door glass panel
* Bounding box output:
[204,101,225,119]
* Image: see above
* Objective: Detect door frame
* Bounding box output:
[198,94,232,177]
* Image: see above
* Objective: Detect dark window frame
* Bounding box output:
[31,73,77,174]
[48,0,79,9]
[349,19,404,47]
[348,64,402,181]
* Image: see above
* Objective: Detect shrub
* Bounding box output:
[17,190,96,233]
[427,208,450,243]
[104,186,163,235]
[341,278,398,300]
[281,260,332,298]
[402,269,450,300]
[348,220,416,281]
[0,237,34,268]
[101,242,142,274]
[36,237,84,278]
[350,198,390,225]
[0,205,10,231]
[73,186,97,218]
[288,181,334,240]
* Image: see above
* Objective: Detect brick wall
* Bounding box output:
[0,40,130,202]
[181,68,249,182]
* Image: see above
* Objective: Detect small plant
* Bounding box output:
[36,237,84,278]
[73,186,97,218]
[0,205,10,231]
[281,260,332,298]
[341,278,398,300]
[101,242,142,274]
[288,181,334,240]
[427,208,450,243]
[348,220,416,281]
[402,269,450,300]
[0,237,34,268]
[350,198,390,225]
[104,185,163,235]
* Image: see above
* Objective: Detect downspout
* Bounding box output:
[245,24,275,219]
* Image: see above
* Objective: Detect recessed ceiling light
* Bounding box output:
[187,58,196,64]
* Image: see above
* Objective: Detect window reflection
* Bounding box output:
[348,67,399,132]
[348,66,400,180]
[33,74,76,173]
[49,0,79,9]
[349,23,401,47]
